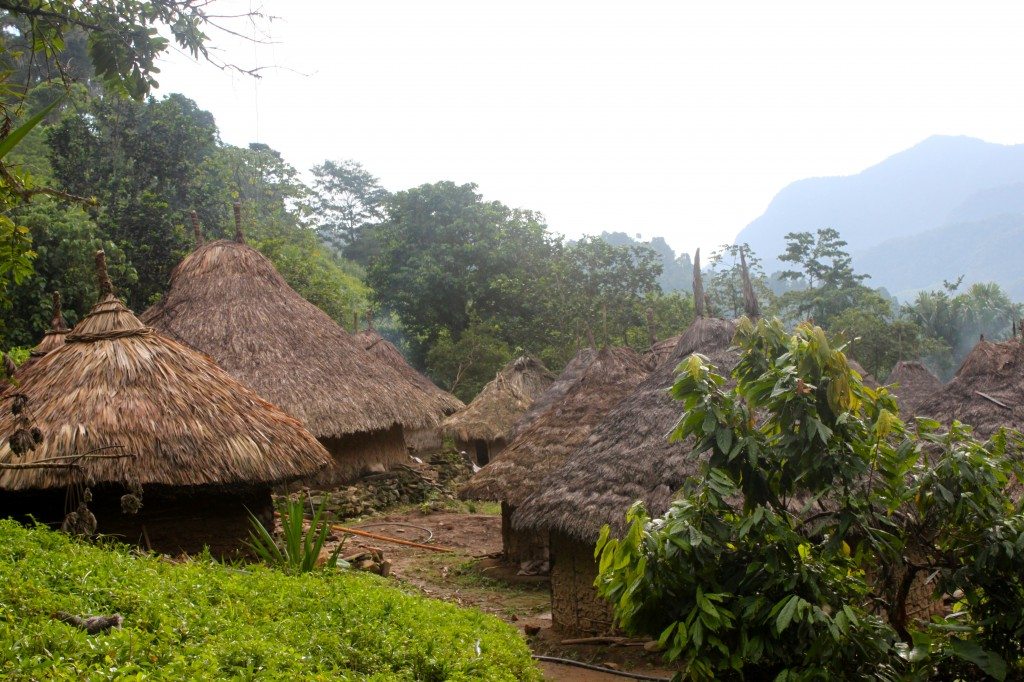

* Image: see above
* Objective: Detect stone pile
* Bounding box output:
[344,547,392,577]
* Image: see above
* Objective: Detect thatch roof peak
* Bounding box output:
[233,202,245,244]
[514,316,738,542]
[30,292,70,359]
[442,355,556,443]
[888,360,942,416]
[190,210,203,247]
[0,261,329,491]
[142,238,442,438]
[916,337,1024,437]
[693,248,705,318]
[461,346,648,506]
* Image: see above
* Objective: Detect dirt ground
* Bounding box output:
[329,506,679,682]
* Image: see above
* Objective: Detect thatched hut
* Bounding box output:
[0,252,329,555]
[643,333,681,371]
[887,360,942,417]
[514,316,738,635]
[848,359,880,389]
[142,215,442,484]
[441,356,555,466]
[460,346,647,572]
[914,337,1024,438]
[353,328,464,454]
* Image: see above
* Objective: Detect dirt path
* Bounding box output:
[327,507,677,681]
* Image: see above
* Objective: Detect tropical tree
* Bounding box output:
[309,159,389,255]
[596,318,1024,680]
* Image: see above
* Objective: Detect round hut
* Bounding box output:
[914,337,1024,438]
[514,316,739,635]
[0,252,329,555]
[459,346,648,573]
[2,292,69,396]
[643,333,682,371]
[441,356,555,466]
[353,327,464,455]
[887,360,942,417]
[142,212,442,484]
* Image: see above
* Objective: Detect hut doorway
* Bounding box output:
[475,440,490,466]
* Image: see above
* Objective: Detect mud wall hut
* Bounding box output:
[142,212,442,485]
[514,317,739,635]
[442,356,555,466]
[353,328,464,455]
[0,252,328,555]
[459,346,647,572]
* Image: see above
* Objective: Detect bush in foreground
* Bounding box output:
[0,521,540,680]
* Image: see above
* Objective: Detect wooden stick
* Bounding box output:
[975,391,1011,410]
[332,523,457,553]
[560,636,630,645]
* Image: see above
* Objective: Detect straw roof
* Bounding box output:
[914,338,1024,438]
[142,233,442,437]
[644,334,681,371]
[31,292,70,360]
[507,348,598,443]
[514,316,738,541]
[353,329,464,425]
[460,346,648,506]
[888,360,942,416]
[442,356,556,443]
[0,251,329,491]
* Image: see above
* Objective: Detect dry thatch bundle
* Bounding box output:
[353,329,464,426]
[887,360,942,416]
[460,346,648,506]
[442,356,556,444]
[0,251,329,491]
[31,292,70,360]
[514,317,738,541]
[142,236,442,438]
[915,338,1024,438]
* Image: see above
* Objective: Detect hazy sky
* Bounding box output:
[155,0,1024,258]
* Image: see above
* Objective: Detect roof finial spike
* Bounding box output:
[366,308,374,331]
[94,250,114,296]
[739,247,761,319]
[190,210,204,247]
[50,291,67,331]
[233,202,245,244]
[646,307,657,346]
[693,248,705,318]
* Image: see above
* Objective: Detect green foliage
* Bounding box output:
[705,243,776,318]
[247,497,344,574]
[310,159,390,255]
[426,317,514,402]
[0,520,540,680]
[595,317,1024,680]
[777,228,871,325]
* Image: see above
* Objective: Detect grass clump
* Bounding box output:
[0,521,541,680]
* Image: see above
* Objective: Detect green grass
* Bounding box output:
[0,521,541,680]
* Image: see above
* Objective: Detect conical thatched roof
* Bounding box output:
[914,338,1024,438]
[353,329,464,425]
[0,252,329,491]
[514,317,738,541]
[30,292,70,360]
[442,356,556,443]
[142,236,441,437]
[507,348,598,443]
[888,360,942,416]
[460,346,647,506]
[644,334,682,371]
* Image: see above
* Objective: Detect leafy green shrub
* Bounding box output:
[596,317,1024,680]
[0,521,541,680]
[247,495,343,573]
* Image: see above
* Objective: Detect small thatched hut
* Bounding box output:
[442,356,554,466]
[915,337,1024,438]
[887,360,942,417]
[460,346,647,572]
[0,252,329,555]
[643,333,682,371]
[848,359,880,389]
[514,316,738,635]
[142,213,442,484]
[353,328,464,454]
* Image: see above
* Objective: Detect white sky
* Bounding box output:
[154,0,1024,258]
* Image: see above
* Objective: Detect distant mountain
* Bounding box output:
[734,136,1024,301]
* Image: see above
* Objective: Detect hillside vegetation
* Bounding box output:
[0,521,540,681]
